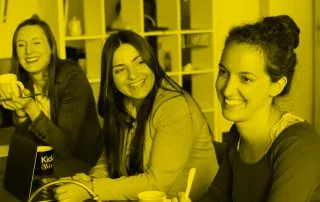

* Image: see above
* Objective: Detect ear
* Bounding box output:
[270,76,288,97]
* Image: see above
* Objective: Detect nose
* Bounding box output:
[127,65,138,79]
[26,43,33,54]
[222,76,238,97]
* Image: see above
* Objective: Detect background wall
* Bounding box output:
[268,0,314,123]
[314,0,320,135]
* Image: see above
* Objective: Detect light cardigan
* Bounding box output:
[88,88,219,201]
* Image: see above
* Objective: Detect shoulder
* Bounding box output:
[151,88,203,124]
[153,88,198,114]
[274,121,319,147]
[55,59,86,82]
[270,121,320,163]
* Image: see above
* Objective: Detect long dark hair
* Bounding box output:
[10,15,58,97]
[98,30,182,177]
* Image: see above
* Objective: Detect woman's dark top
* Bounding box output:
[199,113,320,202]
[15,59,103,166]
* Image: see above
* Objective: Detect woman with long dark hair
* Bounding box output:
[55,30,218,201]
[0,16,103,166]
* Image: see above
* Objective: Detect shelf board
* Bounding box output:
[165,69,214,76]
[65,35,106,41]
[182,69,214,75]
[143,30,179,36]
[88,78,101,84]
[181,29,213,34]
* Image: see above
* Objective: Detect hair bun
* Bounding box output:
[262,15,300,50]
[31,14,41,20]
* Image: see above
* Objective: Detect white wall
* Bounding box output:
[268,0,314,123]
[314,0,320,134]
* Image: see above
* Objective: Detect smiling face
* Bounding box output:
[112,43,155,101]
[216,43,278,122]
[15,25,52,76]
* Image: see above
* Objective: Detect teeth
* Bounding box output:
[26,57,39,63]
[129,80,144,87]
[225,99,244,106]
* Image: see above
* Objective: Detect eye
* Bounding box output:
[241,76,252,83]
[138,60,145,65]
[218,68,229,77]
[33,41,41,45]
[133,58,145,66]
[17,43,25,48]
[114,67,126,74]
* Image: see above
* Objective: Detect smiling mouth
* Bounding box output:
[25,57,39,63]
[225,99,245,106]
[129,80,145,88]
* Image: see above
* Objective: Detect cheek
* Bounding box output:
[215,77,225,93]
[148,73,155,85]
[16,50,24,60]
[112,74,125,90]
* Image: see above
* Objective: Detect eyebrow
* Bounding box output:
[112,55,141,68]
[219,63,257,78]
[16,37,42,42]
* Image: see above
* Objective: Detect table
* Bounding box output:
[0,127,92,201]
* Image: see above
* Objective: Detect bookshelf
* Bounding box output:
[37,0,222,141]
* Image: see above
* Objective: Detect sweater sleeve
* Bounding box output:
[88,148,109,178]
[91,95,199,201]
[267,123,320,202]
[27,68,93,157]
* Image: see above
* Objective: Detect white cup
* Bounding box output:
[0,73,25,97]
[138,191,170,202]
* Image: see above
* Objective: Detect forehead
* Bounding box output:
[113,43,140,63]
[221,43,266,74]
[16,25,46,40]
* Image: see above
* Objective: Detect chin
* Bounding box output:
[222,111,246,122]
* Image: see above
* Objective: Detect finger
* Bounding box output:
[178,192,190,202]
[55,185,68,194]
[6,100,23,110]
[72,173,91,181]
[23,88,31,95]
[1,101,19,111]
[171,197,178,202]
[54,191,70,201]
[59,176,73,180]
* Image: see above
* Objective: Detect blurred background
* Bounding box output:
[0,0,319,141]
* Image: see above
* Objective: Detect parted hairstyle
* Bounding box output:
[224,15,300,97]
[98,30,184,177]
[10,14,58,97]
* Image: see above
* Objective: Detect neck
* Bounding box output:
[236,106,283,162]
[124,97,144,118]
[30,71,48,89]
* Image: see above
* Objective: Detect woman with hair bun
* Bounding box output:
[175,15,320,202]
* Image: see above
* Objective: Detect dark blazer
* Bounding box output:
[15,59,103,166]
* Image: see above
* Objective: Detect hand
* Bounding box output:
[171,192,192,202]
[0,88,33,111]
[54,179,92,202]
[72,173,92,182]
